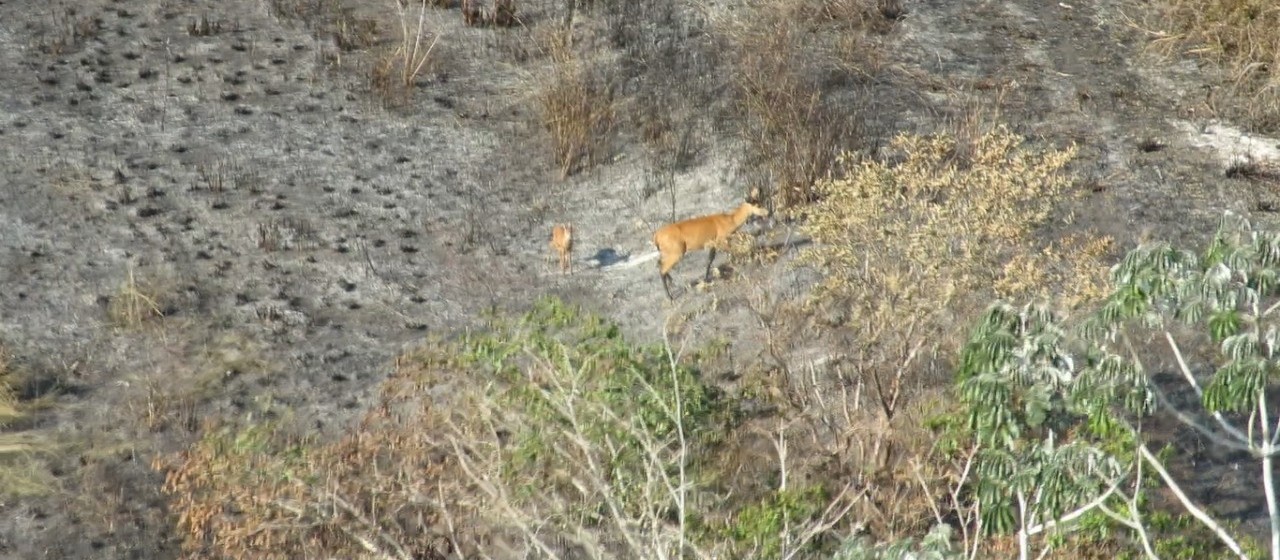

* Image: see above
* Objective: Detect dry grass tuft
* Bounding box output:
[461,0,482,26]
[130,334,266,435]
[459,0,518,28]
[796,0,905,32]
[1147,0,1280,130]
[719,0,892,207]
[107,264,167,328]
[491,0,518,28]
[0,345,54,499]
[1225,155,1280,182]
[36,3,101,56]
[332,11,379,51]
[533,31,618,179]
[371,0,441,108]
[186,15,225,37]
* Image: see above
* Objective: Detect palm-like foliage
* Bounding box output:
[954,212,1280,559]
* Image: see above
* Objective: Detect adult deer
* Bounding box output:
[652,197,769,299]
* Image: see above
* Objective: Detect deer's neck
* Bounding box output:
[730,205,753,229]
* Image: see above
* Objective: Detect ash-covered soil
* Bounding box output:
[1,0,1277,557]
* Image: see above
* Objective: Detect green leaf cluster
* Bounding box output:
[953,212,1280,555]
[727,485,830,558]
[459,296,727,519]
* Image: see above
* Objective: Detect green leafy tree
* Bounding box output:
[955,303,1133,560]
[956,212,1280,559]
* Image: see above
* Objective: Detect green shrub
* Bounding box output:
[833,524,964,560]
[726,485,830,558]
[157,296,733,559]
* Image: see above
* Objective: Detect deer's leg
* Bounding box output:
[662,273,676,299]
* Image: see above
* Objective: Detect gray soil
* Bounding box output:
[0,0,1275,557]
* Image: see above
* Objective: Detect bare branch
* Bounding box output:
[1164,331,1254,446]
[1022,474,1125,537]
[1138,444,1248,559]
[1150,385,1255,455]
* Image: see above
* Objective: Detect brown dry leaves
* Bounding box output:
[802,126,1111,316]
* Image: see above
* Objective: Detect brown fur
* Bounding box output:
[549,223,573,274]
[653,202,769,299]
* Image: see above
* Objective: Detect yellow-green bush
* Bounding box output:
[778,129,1113,550]
[801,126,1110,316]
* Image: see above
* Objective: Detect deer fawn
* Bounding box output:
[549,223,573,274]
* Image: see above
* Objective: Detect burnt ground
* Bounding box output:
[1,0,1278,557]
